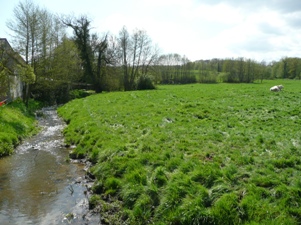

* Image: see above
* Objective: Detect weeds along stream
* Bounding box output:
[0,107,98,225]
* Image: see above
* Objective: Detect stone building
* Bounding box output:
[0,38,24,103]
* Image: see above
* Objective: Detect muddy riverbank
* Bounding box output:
[0,107,99,225]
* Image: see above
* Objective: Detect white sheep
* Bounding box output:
[270,85,284,92]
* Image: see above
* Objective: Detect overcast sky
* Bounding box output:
[1,0,301,62]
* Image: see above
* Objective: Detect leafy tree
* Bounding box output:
[237,57,244,82]
[157,54,175,84]
[270,61,282,79]
[244,59,257,83]
[220,58,260,83]
[287,57,301,79]
[256,61,271,82]
[17,64,35,84]
[93,33,111,92]
[63,15,110,93]
[35,9,65,77]
[270,57,301,80]
[222,58,237,82]
[63,16,93,83]
[51,37,82,82]
[32,37,82,104]
[157,54,194,84]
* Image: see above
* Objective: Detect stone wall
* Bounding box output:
[0,38,24,102]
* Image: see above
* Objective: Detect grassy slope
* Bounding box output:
[0,100,38,156]
[58,80,301,224]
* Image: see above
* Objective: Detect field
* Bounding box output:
[0,100,39,156]
[58,80,301,224]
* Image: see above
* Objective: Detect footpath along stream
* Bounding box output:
[0,107,99,225]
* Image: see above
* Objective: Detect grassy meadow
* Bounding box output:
[58,80,301,224]
[0,100,39,156]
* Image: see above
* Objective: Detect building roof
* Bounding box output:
[0,38,26,66]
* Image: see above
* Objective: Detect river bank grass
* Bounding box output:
[0,99,39,156]
[58,80,301,224]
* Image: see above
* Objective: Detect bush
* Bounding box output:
[199,71,218,83]
[69,89,95,99]
[32,80,71,105]
[137,76,156,90]
[174,74,197,84]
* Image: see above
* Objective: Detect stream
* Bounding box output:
[0,107,99,225]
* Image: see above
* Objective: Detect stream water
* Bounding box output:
[0,107,99,225]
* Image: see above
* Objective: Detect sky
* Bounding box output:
[1,0,301,63]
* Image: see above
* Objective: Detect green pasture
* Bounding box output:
[58,80,301,224]
[0,100,39,156]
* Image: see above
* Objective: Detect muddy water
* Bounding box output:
[0,107,98,225]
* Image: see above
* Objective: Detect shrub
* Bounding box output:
[199,71,218,83]
[69,89,95,99]
[137,76,156,90]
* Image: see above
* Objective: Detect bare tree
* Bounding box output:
[117,27,158,90]
[118,26,130,90]
[6,0,41,105]
[7,0,40,66]
[157,53,192,84]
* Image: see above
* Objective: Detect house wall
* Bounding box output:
[0,38,25,102]
[9,75,23,101]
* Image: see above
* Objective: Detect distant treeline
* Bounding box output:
[3,0,301,104]
[154,56,301,84]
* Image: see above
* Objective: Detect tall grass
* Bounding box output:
[0,99,39,156]
[58,80,301,224]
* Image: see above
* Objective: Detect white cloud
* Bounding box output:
[1,0,301,62]
[190,3,242,25]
